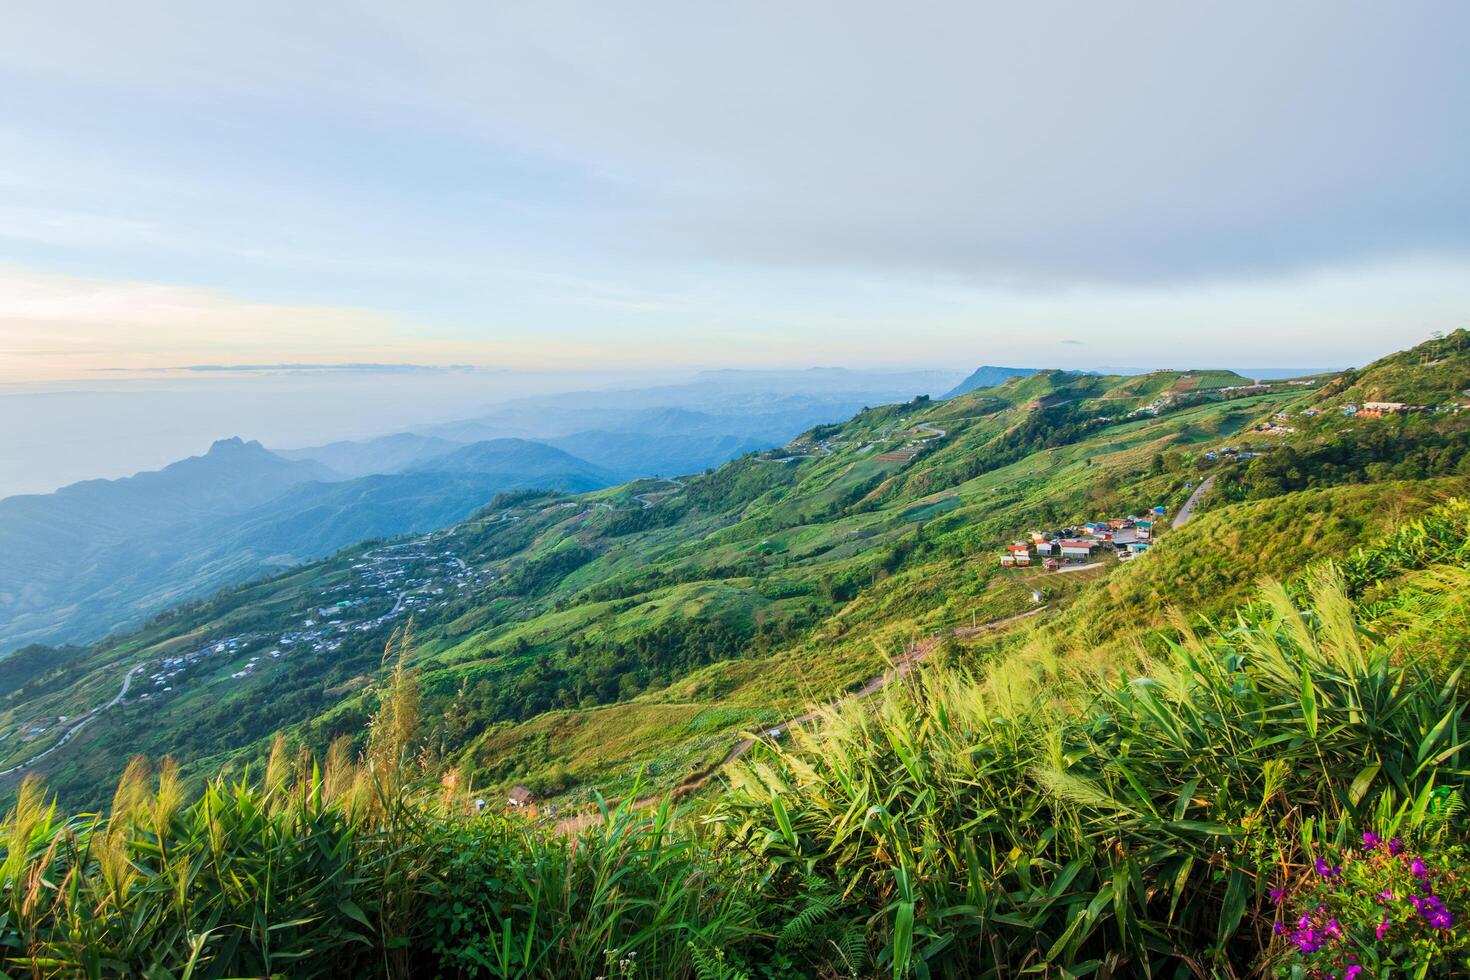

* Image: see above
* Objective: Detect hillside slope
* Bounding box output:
[2,336,1466,811]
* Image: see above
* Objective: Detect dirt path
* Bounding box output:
[1053,560,1105,575]
[553,605,1047,832]
[1173,475,1216,529]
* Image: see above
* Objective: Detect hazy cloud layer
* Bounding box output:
[1,1,1467,375]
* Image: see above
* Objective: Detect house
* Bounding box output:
[1361,401,1408,418]
[507,786,536,808]
[1043,558,1061,571]
[1058,540,1094,562]
[1151,506,1166,516]
[1029,530,1049,544]
[1128,541,1151,554]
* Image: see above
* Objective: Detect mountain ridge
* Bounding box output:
[0,438,614,651]
[2,333,1465,814]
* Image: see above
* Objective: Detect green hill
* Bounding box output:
[2,337,1467,820]
[2,334,1470,976]
[3,488,1467,978]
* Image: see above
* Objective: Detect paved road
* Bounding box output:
[0,663,146,778]
[632,478,685,509]
[1173,475,1216,529]
[554,606,1047,832]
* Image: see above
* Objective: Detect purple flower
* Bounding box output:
[1411,856,1428,879]
[1270,887,1287,906]
[1273,920,1287,936]
[1411,895,1456,929]
[1293,930,1322,953]
[1344,967,1364,980]
[1362,831,1381,850]
[1377,888,1394,903]
[1325,918,1343,938]
[1388,837,1404,855]
[1375,914,1391,940]
[1314,857,1342,879]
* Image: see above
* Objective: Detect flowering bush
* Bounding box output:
[1271,831,1470,977]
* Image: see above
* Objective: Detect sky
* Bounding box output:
[0,0,1465,387]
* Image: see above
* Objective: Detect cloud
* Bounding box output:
[1060,340,1084,347]
[3,0,1467,289]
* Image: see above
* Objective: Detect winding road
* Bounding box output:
[1173,475,1216,529]
[0,663,146,779]
[632,478,684,509]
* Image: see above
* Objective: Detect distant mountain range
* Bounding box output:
[271,370,968,481]
[0,438,612,651]
[276,433,464,478]
[0,367,969,651]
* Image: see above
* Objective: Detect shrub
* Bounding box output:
[1270,821,1470,977]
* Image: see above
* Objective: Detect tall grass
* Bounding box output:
[716,565,1470,976]
[2,508,1468,977]
[0,628,759,979]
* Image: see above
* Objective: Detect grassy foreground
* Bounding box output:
[2,502,1469,978]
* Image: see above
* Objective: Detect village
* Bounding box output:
[996,507,1165,572]
[0,535,497,775]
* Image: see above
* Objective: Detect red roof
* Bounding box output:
[1058,539,1094,549]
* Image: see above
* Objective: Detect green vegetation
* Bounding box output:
[3,496,1468,976]
[2,335,1470,973]
[3,337,1468,820]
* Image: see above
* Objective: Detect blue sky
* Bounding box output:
[2,0,1468,381]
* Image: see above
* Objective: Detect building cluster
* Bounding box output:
[1345,401,1468,419]
[1254,414,1298,436]
[1203,446,1265,462]
[145,637,249,698]
[998,508,1164,570]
